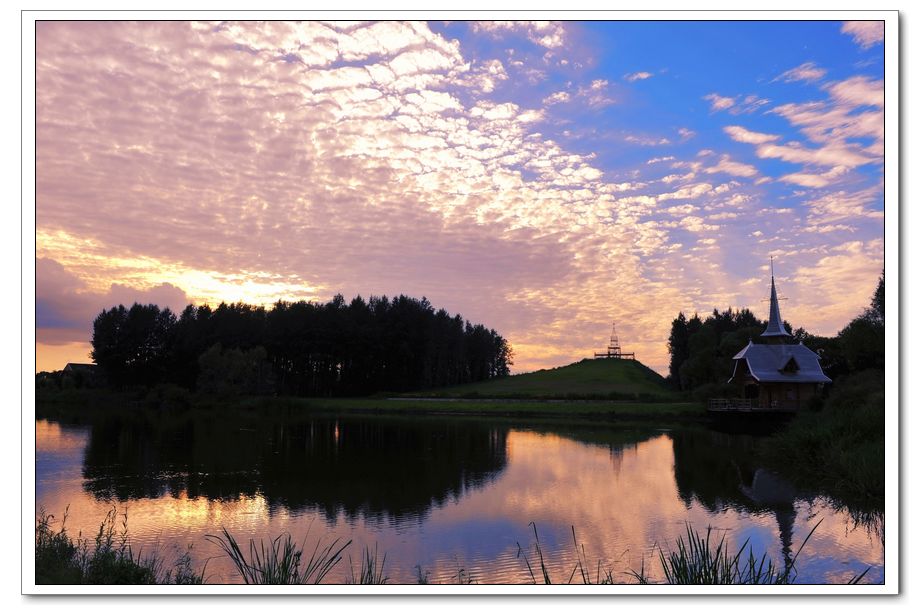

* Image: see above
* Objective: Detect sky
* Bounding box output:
[34,20,886,375]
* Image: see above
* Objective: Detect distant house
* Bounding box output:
[62,363,102,388]
[711,271,831,412]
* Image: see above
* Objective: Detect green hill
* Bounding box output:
[406,358,678,401]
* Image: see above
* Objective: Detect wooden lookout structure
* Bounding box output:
[594,322,635,360]
[709,264,830,415]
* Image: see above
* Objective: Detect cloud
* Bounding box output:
[706,93,771,115]
[625,134,671,146]
[35,21,694,375]
[802,185,884,224]
[790,238,883,334]
[826,75,883,108]
[841,21,884,49]
[37,257,189,345]
[778,166,849,188]
[578,79,616,108]
[679,216,720,233]
[723,125,780,145]
[703,155,759,178]
[624,71,652,82]
[542,90,570,105]
[471,21,566,49]
[776,61,827,84]
[719,74,886,189]
[544,79,617,109]
[33,21,886,377]
[703,93,736,112]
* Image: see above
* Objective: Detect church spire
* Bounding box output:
[762,258,792,339]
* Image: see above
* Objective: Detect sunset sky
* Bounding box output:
[35,20,886,375]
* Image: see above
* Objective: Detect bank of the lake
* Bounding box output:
[36,387,707,424]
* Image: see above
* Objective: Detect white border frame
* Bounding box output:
[20,9,900,597]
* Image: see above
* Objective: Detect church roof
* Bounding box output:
[729,341,831,384]
[761,273,792,338]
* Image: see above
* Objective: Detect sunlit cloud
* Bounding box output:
[471,21,566,49]
[704,92,736,112]
[34,20,886,375]
[724,125,780,145]
[776,61,827,83]
[624,71,652,82]
[841,21,884,49]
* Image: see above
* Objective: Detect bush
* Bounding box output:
[759,369,884,506]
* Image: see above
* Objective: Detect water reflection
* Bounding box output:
[80,414,510,525]
[671,430,801,570]
[34,413,884,584]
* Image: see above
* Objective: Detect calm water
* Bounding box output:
[34,412,884,584]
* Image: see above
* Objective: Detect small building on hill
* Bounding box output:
[710,271,831,412]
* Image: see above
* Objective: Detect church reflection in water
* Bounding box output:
[671,429,802,572]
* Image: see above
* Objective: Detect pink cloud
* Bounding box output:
[776,61,826,83]
[841,21,884,49]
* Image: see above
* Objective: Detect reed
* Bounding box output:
[628,521,823,584]
[517,523,613,584]
[206,527,350,584]
[35,506,204,585]
[347,544,389,584]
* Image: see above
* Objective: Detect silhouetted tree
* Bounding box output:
[90,293,513,397]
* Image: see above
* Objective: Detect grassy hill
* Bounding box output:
[405,358,679,401]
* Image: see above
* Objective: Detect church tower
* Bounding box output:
[761,264,792,343]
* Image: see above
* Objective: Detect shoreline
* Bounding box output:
[36,388,709,425]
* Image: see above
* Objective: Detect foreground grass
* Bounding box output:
[38,511,871,585]
[205,528,350,584]
[759,369,884,508]
[36,507,203,585]
[628,522,842,585]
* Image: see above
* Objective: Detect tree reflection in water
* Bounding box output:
[81,414,508,525]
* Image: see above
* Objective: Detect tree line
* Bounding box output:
[90,294,513,396]
[667,273,884,397]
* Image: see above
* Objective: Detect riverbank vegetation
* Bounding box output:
[37,511,869,585]
[760,368,884,508]
[36,387,704,425]
[35,507,203,585]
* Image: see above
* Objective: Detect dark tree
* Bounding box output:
[667,312,690,388]
[90,294,513,397]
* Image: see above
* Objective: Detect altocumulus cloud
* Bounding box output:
[35,21,885,374]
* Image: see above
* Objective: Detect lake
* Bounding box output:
[34,411,884,585]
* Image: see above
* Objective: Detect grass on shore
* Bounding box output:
[38,510,871,585]
[36,386,705,424]
[629,522,821,585]
[404,358,678,401]
[35,507,203,585]
[205,527,350,584]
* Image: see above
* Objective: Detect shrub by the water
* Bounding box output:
[760,369,884,506]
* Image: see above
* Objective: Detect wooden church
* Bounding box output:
[712,269,831,412]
